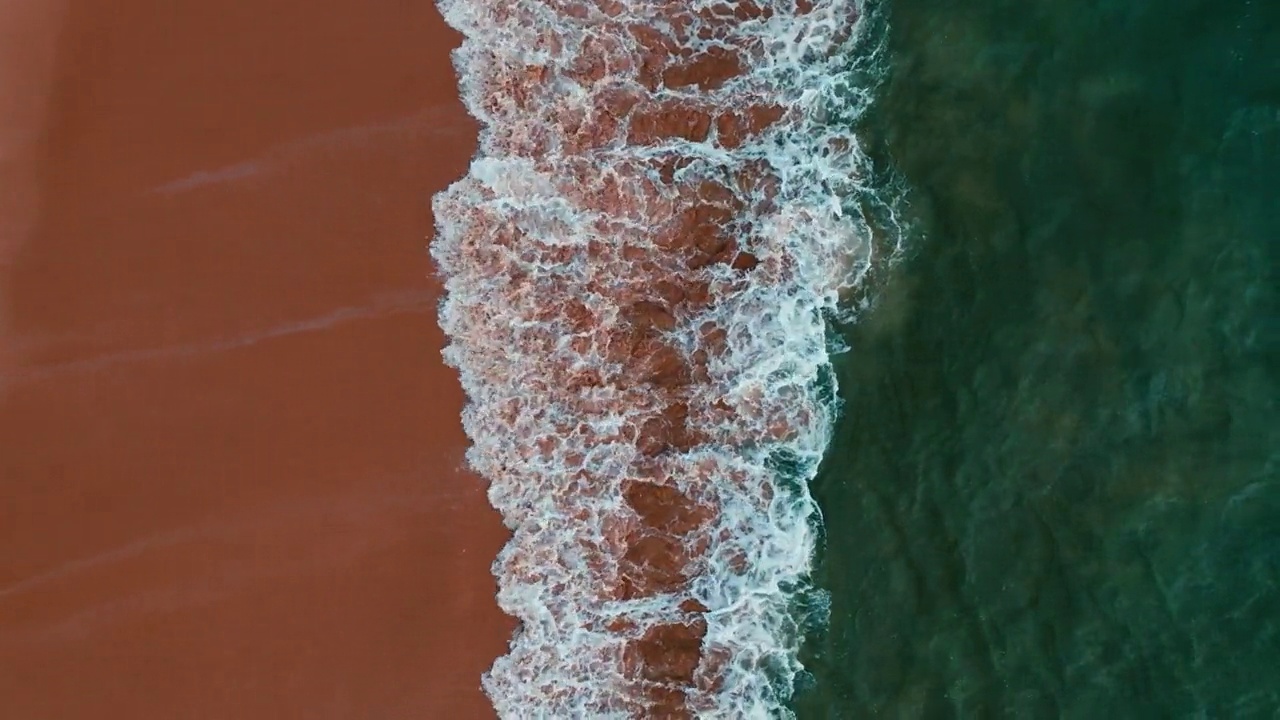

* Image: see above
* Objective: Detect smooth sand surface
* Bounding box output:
[0,1,513,717]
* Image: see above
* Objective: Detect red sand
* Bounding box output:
[0,1,513,717]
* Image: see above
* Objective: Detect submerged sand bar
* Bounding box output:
[434,0,879,715]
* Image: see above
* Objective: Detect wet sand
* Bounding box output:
[0,1,513,717]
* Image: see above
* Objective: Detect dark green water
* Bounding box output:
[797,0,1279,717]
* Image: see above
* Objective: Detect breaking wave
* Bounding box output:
[431,0,900,715]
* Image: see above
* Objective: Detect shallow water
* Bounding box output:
[798,0,1279,716]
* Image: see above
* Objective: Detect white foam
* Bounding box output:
[431,0,900,715]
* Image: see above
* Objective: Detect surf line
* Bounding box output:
[433,0,884,715]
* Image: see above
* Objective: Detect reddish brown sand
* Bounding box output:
[0,1,513,717]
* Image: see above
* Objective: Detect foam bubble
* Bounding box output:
[432,0,901,715]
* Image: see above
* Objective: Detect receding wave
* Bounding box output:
[431,0,899,715]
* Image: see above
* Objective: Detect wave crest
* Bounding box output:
[432,0,896,715]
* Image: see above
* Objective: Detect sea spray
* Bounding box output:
[431,0,898,715]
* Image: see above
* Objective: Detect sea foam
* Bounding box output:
[432,0,897,715]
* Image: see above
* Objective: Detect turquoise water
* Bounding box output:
[797,0,1278,716]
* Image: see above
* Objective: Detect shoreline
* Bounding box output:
[0,1,512,717]
[433,0,872,714]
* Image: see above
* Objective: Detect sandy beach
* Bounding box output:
[0,0,512,717]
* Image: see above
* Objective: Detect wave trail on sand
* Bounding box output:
[432,0,899,716]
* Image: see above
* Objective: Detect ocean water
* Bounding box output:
[431,0,1275,714]
[797,0,1279,717]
